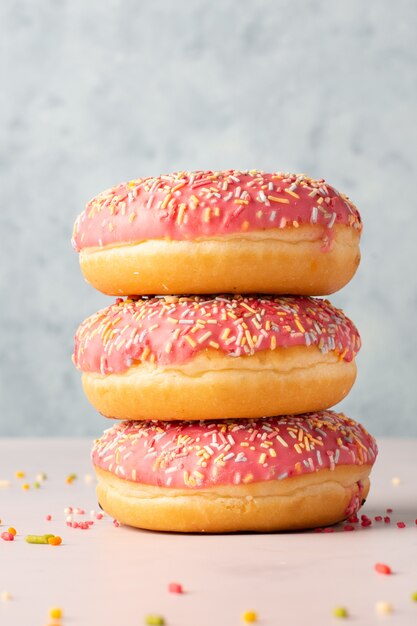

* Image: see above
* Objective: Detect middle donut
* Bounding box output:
[74,295,360,421]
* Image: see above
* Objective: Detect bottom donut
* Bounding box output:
[92,411,377,533]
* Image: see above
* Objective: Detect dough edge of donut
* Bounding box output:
[79,224,361,296]
[94,465,371,532]
[81,347,357,420]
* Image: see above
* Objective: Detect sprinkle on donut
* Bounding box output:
[91,412,377,489]
[72,170,361,250]
[74,295,361,375]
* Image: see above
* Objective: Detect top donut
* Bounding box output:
[72,170,362,296]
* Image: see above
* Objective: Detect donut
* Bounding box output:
[74,295,361,420]
[72,170,362,296]
[92,411,377,532]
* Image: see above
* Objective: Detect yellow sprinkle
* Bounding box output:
[176,203,187,224]
[268,195,290,204]
[161,193,172,209]
[141,347,151,361]
[49,607,63,619]
[221,328,231,340]
[270,336,277,350]
[190,195,199,207]
[15,471,25,479]
[185,335,197,348]
[165,342,172,354]
[214,206,221,216]
[243,473,254,484]
[294,444,302,454]
[284,188,300,199]
[269,449,277,457]
[167,317,178,324]
[234,199,249,205]
[295,319,306,333]
[242,610,258,623]
[22,483,30,490]
[258,453,266,465]
[209,341,220,349]
[203,207,211,222]
[128,212,136,222]
[241,220,250,230]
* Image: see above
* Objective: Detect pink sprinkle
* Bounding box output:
[168,582,183,594]
[64,507,73,514]
[313,528,322,533]
[361,519,372,527]
[323,527,334,533]
[386,508,393,513]
[87,520,94,526]
[343,525,355,532]
[46,515,52,521]
[113,520,120,527]
[397,522,406,528]
[96,513,104,520]
[1,532,14,541]
[384,516,391,524]
[415,519,417,525]
[347,514,359,523]
[374,516,383,522]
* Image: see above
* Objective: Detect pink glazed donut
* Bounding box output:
[72,170,362,296]
[74,295,361,421]
[92,411,377,532]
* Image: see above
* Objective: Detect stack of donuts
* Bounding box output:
[72,169,377,532]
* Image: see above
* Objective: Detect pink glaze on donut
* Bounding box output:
[91,412,377,488]
[72,170,361,251]
[73,295,361,375]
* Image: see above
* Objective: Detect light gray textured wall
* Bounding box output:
[1,0,416,436]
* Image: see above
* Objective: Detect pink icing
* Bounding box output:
[91,412,377,489]
[72,170,361,250]
[73,295,361,375]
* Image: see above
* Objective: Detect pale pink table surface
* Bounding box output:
[0,438,416,626]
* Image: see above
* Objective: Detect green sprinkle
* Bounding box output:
[411,591,417,602]
[145,615,165,625]
[25,534,55,544]
[33,482,41,489]
[332,606,348,618]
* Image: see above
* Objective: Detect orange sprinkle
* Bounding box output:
[268,195,290,204]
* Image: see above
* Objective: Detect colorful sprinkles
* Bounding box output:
[72,170,361,250]
[74,295,361,375]
[91,411,377,489]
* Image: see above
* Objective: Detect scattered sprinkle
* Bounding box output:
[49,607,63,619]
[375,563,392,575]
[15,471,25,479]
[48,536,62,546]
[168,582,183,594]
[25,534,55,544]
[332,606,348,618]
[1,532,14,542]
[8,527,16,536]
[391,477,401,486]
[145,614,165,625]
[66,473,77,484]
[241,610,258,623]
[375,601,393,615]
[0,591,12,602]
[411,591,417,602]
[397,521,406,528]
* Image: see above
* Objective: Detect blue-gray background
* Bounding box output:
[1,0,416,436]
